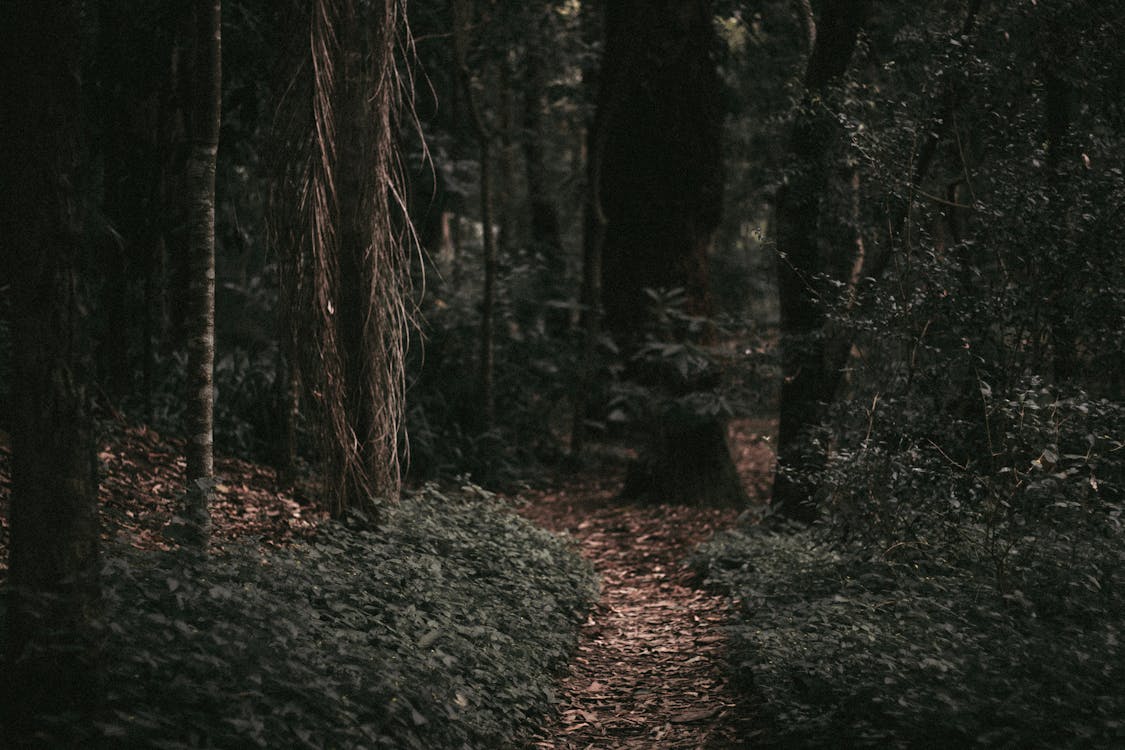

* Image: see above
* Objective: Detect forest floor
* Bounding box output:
[518,419,775,750]
[0,421,325,581]
[0,418,776,749]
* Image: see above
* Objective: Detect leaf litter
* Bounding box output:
[518,469,762,749]
[0,420,325,581]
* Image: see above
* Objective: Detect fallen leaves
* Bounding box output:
[519,475,759,749]
[0,421,326,582]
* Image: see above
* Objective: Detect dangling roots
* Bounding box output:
[269,0,420,517]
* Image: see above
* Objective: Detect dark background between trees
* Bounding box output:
[2,0,1124,744]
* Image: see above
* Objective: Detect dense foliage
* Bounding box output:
[692,526,1125,748]
[691,1,1125,745]
[1,486,596,748]
[4,0,1124,743]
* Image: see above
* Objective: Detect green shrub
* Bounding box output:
[10,485,596,748]
[692,527,1125,748]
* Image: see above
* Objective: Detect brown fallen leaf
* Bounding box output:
[669,705,721,724]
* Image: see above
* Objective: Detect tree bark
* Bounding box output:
[452,0,498,429]
[274,0,408,517]
[598,0,723,346]
[1,0,102,728]
[770,0,871,523]
[182,0,221,546]
[523,16,567,336]
[590,0,742,506]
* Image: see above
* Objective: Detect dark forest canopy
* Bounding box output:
[1,0,1124,745]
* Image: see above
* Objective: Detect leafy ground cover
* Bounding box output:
[0,427,597,749]
[691,527,1125,749]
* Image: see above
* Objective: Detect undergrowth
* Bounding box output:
[6,484,597,748]
[691,527,1125,749]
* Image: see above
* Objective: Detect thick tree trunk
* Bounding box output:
[590,0,742,505]
[598,0,722,345]
[274,0,407,516]
[336,50,385,509]
[771,0,871,523]
[1,0,102,727]
[182,0,221,546]
[623,419,746,507]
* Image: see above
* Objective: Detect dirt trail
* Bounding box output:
[518,476,758,749]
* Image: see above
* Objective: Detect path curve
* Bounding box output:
[518,477,757,749]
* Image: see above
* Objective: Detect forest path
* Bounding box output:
[517,475,758,749]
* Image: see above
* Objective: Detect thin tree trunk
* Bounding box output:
[2,0,102,728]
[94,0,134,402]
[183,0,221,547]
[478,141,498,429]
[821,0,986,389]
[571,0,608,455]
[498,58,518,256]
[795,0,817,52]
[277,350,301,488]
[452,0,498,429]
[571,121,608,455]
[523,20,567,336]
[1045,67,1076,382]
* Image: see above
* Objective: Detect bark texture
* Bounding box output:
[1,0,102,726]
[597,0,723,345]
[590,0,743,506]
[771,0,871,523]
[273,0,410,517]
[452,0,498,428]
[183,0,221,546]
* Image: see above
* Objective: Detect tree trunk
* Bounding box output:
[523,18,567,336]
[771,0,871,523]
[571,107,607,455]
[771,0,984,522]
[571,0,607,455]
[1045,68,1077,382]
[182,0,221,547]
[277,351,301,488]
[598,0,722,346]
[591,0,742,506]
[1,0,102,728]
[624,419,746,507]
[452,0,498,429]
[274,0,408,517]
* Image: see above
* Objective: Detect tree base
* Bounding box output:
[622,418,748,507]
